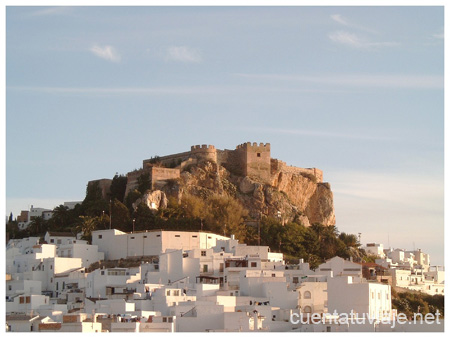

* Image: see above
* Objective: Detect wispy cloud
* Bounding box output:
[330,14,377,34]
[432,27,444,40]
[235,73,443,90]
[166,46,202,63]
[328,31,398,49]
[332,170,443,213]
[235,126,392,141]
[6,85,220,96]
[90,44,121,63]
[28,7,72,17]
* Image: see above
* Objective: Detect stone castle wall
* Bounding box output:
[124,141,324,198]
[237,142,271,182]
[88,179,112,200]
[150,167,180,190]
[271,159,323,182]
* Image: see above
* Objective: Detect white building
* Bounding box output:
[91,229,230,260]
[327,275,392,320]
[363,243,385,258]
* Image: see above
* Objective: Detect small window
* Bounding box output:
[293,277,299,284]
[163,317,167,323]
[175,235,180,238]
[101,271,105,275]
[131,237,135,239]
[201,251,206,256]
[156,235,161,237]
[208,236,211,239]
[203,265,208,273]
[166,290,170,296]
[98,235,102,239]
[272,273,276,277]
[192,235,197,238]
[50,239,54,243]
[251,262,257,268]
[143,236,147,238]
[257,153,261,157]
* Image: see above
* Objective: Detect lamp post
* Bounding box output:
[133,218,136,233]
[109,199,112,229]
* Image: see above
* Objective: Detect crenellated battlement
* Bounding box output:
[236,142,271,150]
[191,144,216,152]
[136,141,322,196]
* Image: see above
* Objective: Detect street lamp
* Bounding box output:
[133,218,136,233]
[109,199,112,229]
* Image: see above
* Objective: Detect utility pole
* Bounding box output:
[109,199,112,229]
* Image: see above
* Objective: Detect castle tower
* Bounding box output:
[235,142,271,182]
[190,144,217,163]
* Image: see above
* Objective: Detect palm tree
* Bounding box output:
[77,216,98,242]
[28,216,47,236]
[52,205,70,229]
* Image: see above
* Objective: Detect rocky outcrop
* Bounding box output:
[132,190,168,211]
[162,160,336,227]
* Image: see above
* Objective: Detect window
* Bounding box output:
[8,285,12,291]
[26,296,31,303]
[304,291,311,299]
[98,235,102,239]
[272,273,276,277]
[20,297,24,304]
[293,277,299,284]
[203,265,208,273]
[251,262,257,268]
[166,290,170,296]
[304,306,312,313]
[131,237,135,239]
[50,239,54,243]
[175,235,180,238]
[173,290,180,296]
[163,317,167,323]
[143,236,147,238]
[168,317,173,323]
[156,235,161,237]
[101,271,105,275]
[257,153,261,157]
[192,235,197,238]
[201,251,206,256]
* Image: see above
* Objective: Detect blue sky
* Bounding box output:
[4,6,445,264]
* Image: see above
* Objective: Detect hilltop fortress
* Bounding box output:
[88,142,334,226]
[124,142,324,196]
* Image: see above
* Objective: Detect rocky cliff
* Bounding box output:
[159,160,335,227]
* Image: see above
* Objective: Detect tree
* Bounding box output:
[77,216,100,242]
[204,194,248,241]
[82,181,109,217]
[134,203,156,231]
[28,216,47,236]
[110,174,128,202]
[52,205,71,229]
[111,199,131,230]
[137,172,151,194]
[339,232,360,248]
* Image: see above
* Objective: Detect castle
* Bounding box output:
[123,142,323,196]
